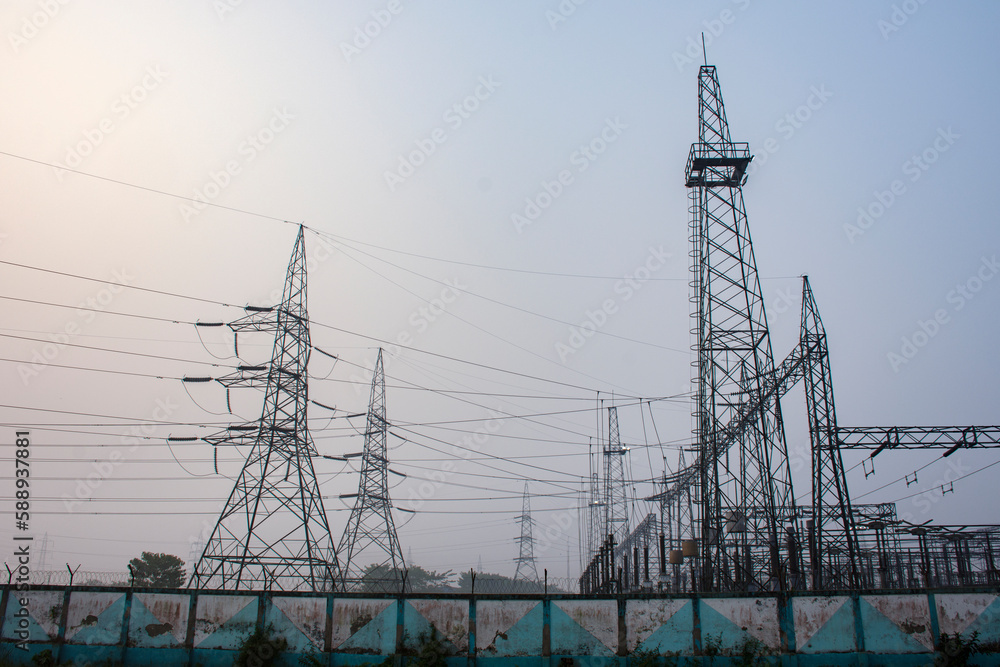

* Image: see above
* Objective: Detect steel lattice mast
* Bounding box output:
[603,406,629,547]
[338,348,406,592]
[191,225,340,591]
[587,468,601,562]
[685,65,794,592]
[662,444,694,553]
[800,277,861,590]
[514,482,540,582]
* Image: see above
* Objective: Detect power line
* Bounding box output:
[0,255,637,397]
[0,294,198,325]
[880,459,1000,505]
[0,331,239,369]
[0,149,292,226]
[0,259,243,308]
[0,356,183,381]
[310,228,687,282]
[321,231,687,354]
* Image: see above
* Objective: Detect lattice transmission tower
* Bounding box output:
[190,225,340,591]
[685,65,795,592]
[603,406,629,546]
[514,482,540,582]
[338,348,407,592]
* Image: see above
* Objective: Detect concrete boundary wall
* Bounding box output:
[2,586,1000,666]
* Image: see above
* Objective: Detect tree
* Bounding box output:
[355,563,455,593]
[405,565,454,593]
[455,571,547,594]
[129,552,185,588]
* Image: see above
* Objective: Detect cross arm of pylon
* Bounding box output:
[202,422,260,446]
[837,426,1000,456]
[215,364,271,389]
[227,305,279,333]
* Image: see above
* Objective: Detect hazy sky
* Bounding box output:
[2,2,999,581]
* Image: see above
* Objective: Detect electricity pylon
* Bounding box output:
[338,348,407,592]
[685,65,794,592]
[603,406,629,546]
[514,482,540,582]
[191,225,340,591]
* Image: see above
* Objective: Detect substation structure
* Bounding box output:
[175,66,1000,598]
[579,65,1000,595]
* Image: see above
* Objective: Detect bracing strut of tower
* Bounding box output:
[685,65,795,592]
[603,406,629,547]
[514,482,540,582]
[338,348,407,592]
[191,226,340,592]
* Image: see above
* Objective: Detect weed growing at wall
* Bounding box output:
[628,647,679,667]
[936,632,980,667]
[297,651,324,667]
[29,649,55,667]
[412,629,449,667]
[234,625,288,667]
[701,634,772,666]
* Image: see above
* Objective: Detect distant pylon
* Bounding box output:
[603,406,629,545]
[338,348,407,592]
[514,482,540,582]
[191,225,340,592]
